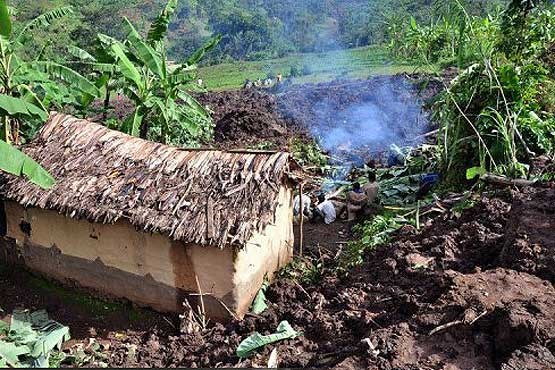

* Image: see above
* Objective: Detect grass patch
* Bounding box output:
[28,276,121,317]
[26,274,152,323]
[199,46,420,91]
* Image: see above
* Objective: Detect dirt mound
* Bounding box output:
[4,186,555,368]
[198,75,437,155]
[67,187,552,369]
[196,89,293,150]
[499,188,555,282]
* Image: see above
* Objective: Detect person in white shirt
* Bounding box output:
[315,194,337,225]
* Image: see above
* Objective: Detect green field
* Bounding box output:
[198,46,419,91]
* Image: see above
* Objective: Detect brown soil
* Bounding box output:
[195,89,296,150]
[6,76,554,369]
[3,185,555,369]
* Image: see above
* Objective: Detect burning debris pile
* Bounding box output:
[199,75,438,164]
[278,76,434,169]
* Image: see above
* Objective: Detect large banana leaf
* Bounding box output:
[16,6,73,42]
[0,309,70,367]
[33,61,100,97]
[177,90,210,117]
[67,45,97,62]
[121,108,144,137]
[0,140,55,189]
[123,18,164,78]
[0,94,47,120]
[147,0,178,44]
[109,41,144,90]
[0,0,11,37]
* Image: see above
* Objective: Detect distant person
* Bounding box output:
[243,79,252,89]
[314,194,337,225]
[293,193,312,223]
[197,78,203,87]
[276,73,283,83]
[362,172,380,215]
[346,182,368,221]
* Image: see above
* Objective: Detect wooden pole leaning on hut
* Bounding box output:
[298,182,304,257]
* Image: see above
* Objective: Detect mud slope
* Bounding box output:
[80,186,554,369]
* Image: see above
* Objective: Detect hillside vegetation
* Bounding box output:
[11,0,505,64]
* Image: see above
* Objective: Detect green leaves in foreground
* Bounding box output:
[0,140,55,189]
[0,309,70,368]
[0,94,47,121]
[250,281,269,315]
[236,321,300,358]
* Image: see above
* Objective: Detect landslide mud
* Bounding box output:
[197,74,439,154]
[22,186,548,370]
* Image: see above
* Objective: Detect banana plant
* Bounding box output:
[87,0,221,146]
[0,0,99,188]
[0,1,100,144]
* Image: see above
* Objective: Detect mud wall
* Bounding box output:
[2,201,235,319]
[234,186,294,315]
[1,187,294,320]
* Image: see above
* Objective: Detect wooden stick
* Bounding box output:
[480,173,536,187]
[195,275,206,329]
[299,182,304,257]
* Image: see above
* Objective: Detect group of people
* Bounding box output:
[294,172,379,225]
[243,73,283,89]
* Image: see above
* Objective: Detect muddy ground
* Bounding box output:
[3,75,555,369]
[2,185,554,369]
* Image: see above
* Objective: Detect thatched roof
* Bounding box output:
[1,113,298,248]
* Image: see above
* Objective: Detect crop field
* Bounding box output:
[198,46,420,90]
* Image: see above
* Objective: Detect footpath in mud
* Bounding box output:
[11,185,546,369]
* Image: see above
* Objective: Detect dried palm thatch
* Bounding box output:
[1,113,298,249]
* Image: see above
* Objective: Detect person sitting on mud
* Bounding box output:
[362,172,380,215]
[347,182,368,221]
[293,193,312,224]
[314,194,337,225]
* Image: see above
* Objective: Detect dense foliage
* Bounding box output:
[0,1,97,188]
[71,0,220,146]
[389,0,555,183]
[10,0,505,63]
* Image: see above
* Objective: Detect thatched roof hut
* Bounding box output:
[0,113,298,319]
[2,113,297,248]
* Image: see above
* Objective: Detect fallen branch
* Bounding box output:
[429,310,489,336]
[481,174,536,187]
